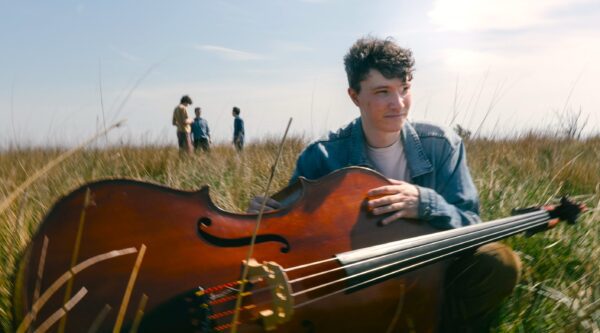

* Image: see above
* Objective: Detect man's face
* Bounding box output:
[348,69,412,137]
[196,109,201,117]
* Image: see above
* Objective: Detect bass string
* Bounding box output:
[199,284,273,326]
[283,210,548,274]
[202,211,551,321]
[202,214,550,325]
[293,214,552,308]
[286,210,548,285]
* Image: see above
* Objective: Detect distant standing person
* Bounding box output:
[172,95,193,154]
[232,106,245,151]
[191,107,211,152]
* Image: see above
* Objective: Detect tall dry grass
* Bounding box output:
[0,135,598,332]
[467,135,600,332]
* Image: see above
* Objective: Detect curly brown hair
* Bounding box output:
[343,36,415,93]
[180,95,193,105]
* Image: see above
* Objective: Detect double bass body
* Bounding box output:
[14,167,446,332]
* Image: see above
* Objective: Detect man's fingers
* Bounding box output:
[367,186,398,197]
[247,196,281,213]
[368,193,406,209]
[372,202,405,215]
[388,179,407,185]
[381,211,405,225]
[265,197,282,209]
[368,183,410,197]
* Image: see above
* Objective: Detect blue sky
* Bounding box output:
[1,0,599,147]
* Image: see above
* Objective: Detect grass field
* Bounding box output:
[0,135,598,332]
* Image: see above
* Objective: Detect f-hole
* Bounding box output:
[196,217,290,253]
[199,217,212,227]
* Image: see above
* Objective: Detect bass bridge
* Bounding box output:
[245,259,294,331]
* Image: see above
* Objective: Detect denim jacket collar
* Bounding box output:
[349,117,433,179]
[349,118,372,167]
[401,121,434,178]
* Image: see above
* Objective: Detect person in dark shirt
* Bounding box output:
[232,106,245,151]
[191,107,211,152]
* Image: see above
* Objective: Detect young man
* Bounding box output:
[250,37,521,332]
[232,106,245,151]
[191,107,211,152]
[172,95,193,154]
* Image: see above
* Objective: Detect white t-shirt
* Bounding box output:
[366,138,410,181]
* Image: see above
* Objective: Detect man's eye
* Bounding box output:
[376,90,388,95]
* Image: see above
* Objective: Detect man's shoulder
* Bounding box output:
[297,119,357,162]
[410,121,461,149]
[311,118,357,146]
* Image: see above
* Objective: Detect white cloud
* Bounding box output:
[437,28,600,74]
[416,26,600,137]
[109,45,142,62]
[195,44,264,61]
[270,40,314,53]
[428,0,593,31]
[440,48,503,72]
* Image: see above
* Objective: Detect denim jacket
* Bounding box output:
[191,117,210,140]
[290,117,481,230]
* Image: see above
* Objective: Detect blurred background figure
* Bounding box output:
[191,107,211,152]
[232,106,245,151]
[172,95,193,154]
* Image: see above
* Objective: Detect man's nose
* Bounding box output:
[389,90,405,109]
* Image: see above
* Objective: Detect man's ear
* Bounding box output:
[347,88,360,107]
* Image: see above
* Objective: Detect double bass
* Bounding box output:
[12,167,582,332]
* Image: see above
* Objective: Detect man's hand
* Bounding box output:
[367,179,420,225]
[247,196,282,213]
